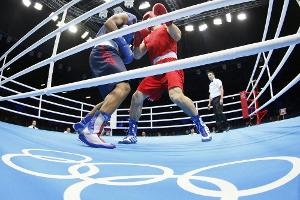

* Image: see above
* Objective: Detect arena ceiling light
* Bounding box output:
[22,0,31,7]
[68,25,78,34]
[34,2,43,10]
[199,24,208,32]
[99,10,108,19]
[237,13,247,21]
[185,25,194,32]
[50,13,59,22]
[139,1,151,10]
[213,18,222,25]
[226,13,232,22]
[81,31,89,39]
[85,96,91,99]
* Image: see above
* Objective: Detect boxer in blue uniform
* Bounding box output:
[73,12,137,149]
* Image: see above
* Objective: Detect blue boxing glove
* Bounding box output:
[121,25,134,44]
[113,37,134,64]
[123,33,134,44]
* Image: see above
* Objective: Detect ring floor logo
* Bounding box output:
[2,149,300,200]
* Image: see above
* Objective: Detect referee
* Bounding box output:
[207,71,230,132]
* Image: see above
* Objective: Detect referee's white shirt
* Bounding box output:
[209,78,222,99]
[28,125,38,129]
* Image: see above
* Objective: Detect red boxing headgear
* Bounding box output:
[142,11,156,21]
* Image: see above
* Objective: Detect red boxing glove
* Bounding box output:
[133,28,150,47]
[152,3,172,26]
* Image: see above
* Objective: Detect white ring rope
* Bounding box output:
[0,0,81,63]
[1,78,241,128]
[118,109,242,124]
[119,117,244,130]
[1,33,299,102]
[0,0,124,72]
[0,85,88,112]
[245,0,274,92]
[117,93,240,111]
[247,0,290,100]
[248,27,300,109]
[0,93,243,128]
[0,0,255,86]
[1,75,94,107]
[1,74,242,128]
[249,73,300,117]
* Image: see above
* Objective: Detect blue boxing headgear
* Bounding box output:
[126,12,137,25]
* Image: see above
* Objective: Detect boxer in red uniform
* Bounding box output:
[119,4,212,144]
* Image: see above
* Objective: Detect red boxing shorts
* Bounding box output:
[137,57,184,101]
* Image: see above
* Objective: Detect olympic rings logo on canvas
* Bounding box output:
[2,149,300,200]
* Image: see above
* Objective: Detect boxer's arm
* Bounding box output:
[104,13,129,32]
[133,42,147,60]
[152,3,181,42]
[167,24,181,42]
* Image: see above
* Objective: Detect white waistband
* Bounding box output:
[95,40,119,51]
[153,52,177,64]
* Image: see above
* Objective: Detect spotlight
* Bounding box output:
[81,31,89,39]
[68,25,78,34]
[22,0,31,7]
[85,96,91,99]
[139,1,150,10]
[124,0,134,8]
[199,24,208,32]
[237,13,247,21]
[226,13,232,22]
[213,18,222,25]
[99,10,108,19]
[185,25,194,32]
[34,2,43,10]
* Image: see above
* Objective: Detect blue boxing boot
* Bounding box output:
[191,115,212,142]
[119,118,138,144]
[73,113,93,132]
[78,111,116,149]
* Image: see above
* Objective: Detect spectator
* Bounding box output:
[28,120,38,129]
[190,128,197,135]
[185,129,190,135]
[212,126,216,133]
[64,127,71,134]
[103,128,112,136]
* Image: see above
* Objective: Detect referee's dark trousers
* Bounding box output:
[212,96,229,131]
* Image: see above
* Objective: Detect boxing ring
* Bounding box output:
[0,0,300,199]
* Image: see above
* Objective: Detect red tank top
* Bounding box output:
[144,25,177,64]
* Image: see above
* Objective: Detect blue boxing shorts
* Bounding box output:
[89,45,127,98]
